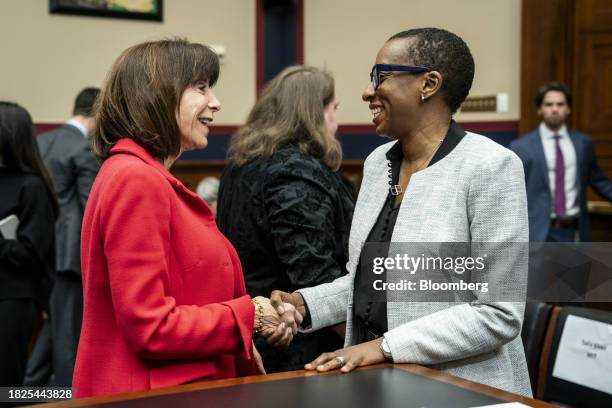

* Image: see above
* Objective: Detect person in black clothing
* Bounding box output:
[217,65,355,373]
[0,102,58,388]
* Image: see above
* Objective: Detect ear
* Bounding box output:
[421,71,443,99]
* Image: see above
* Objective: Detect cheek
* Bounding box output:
[326,111,338,133]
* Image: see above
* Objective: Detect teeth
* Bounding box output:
[198,118,212,125]
[371,107,382,117]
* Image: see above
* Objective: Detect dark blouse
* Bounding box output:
[0,168,55,307]
[217,145,355,371]
[353,121,466,342]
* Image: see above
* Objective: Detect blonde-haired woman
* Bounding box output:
[217,65,355,373]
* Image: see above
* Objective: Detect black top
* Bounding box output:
[0,168,55,306]
[217,145,355,371]
[353,121,466,341]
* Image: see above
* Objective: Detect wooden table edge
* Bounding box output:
[24,363,559,408]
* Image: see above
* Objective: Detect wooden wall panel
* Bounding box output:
[522,0,612,193]
[520,0,574,135]
[573,1,612,182]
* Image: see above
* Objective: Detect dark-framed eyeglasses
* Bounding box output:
[370,63,432,90]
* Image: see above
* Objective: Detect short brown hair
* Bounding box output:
[228,65,342,170]
[92,38,219,162]
[535,82,572,108]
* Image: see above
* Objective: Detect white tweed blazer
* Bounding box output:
[298,132,532,397]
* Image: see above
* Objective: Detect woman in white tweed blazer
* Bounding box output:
[271,28,531,396]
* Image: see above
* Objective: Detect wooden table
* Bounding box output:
[27,364,559,408]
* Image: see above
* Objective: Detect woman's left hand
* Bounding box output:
[305,338,385,373]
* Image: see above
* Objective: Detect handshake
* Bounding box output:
[251,291,306,348]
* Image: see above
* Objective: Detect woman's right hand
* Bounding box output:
[252,296,302,348]
[270,290,307,321]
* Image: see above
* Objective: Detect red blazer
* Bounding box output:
[73,139,256,398]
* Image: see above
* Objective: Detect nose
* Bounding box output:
[209,90,221,112]
[362,82,375,102]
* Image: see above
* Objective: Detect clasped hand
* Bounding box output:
[253,296,303,348]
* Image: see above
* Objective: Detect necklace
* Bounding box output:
[388,138,444,196]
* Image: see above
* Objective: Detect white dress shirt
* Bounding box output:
[539,123,579,217]
[66,119,88,138]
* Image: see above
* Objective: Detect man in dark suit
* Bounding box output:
[510,82,612,242]
[26,88,100,386]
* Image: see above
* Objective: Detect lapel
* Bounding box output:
[533,130,550,188]
[351,145,393,264]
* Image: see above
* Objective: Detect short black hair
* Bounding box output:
[388,28,475,114]
[73,87,101,116]
[535,82,572,108]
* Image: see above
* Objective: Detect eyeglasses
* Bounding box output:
[370,63,432,90]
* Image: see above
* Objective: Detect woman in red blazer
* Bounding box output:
[73,39,299,398]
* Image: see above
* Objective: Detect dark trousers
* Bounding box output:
[24,273,82,387]
[546,225,578,242]
[0,299,37,387]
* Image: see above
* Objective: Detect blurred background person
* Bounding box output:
[217,65,355,373]
[511,82,612,242]
[25,87,100,388]
[0,102,58,389]
[74,38,298,398]
[196,176,220,217]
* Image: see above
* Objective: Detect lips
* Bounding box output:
[370,105,384,126]
[198,117,213,125]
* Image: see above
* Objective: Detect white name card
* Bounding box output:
[552,315,612,395]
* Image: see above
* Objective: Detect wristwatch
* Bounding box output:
[380,337,393,361]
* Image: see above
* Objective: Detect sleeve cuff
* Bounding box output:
[221,295,254,360]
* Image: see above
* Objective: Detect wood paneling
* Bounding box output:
[520,0,574,135]
[522,0,612,209]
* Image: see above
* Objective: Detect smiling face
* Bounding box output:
[177,82,221,152]
[362,39,424,139]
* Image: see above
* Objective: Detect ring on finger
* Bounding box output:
[334,356,346,367]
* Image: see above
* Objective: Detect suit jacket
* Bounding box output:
[73,139,256,398]
[37,124,98,275]
[298,133,532,397]
[0,169,55,306]
[510,129,612,241]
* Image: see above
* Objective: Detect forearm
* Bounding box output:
[297,273,351,332]
[118,295,254,360]
[385,302,523,365]
[0,239,45,270]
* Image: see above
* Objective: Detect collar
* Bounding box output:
[65,119,88,138]
[385,120,466,165]
[109,138,182,188]
[539,123,569,139]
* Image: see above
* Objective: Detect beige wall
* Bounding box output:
[304,0,521,123]
[0,0,255,124]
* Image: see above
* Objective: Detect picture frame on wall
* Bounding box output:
[49,0,163,22]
